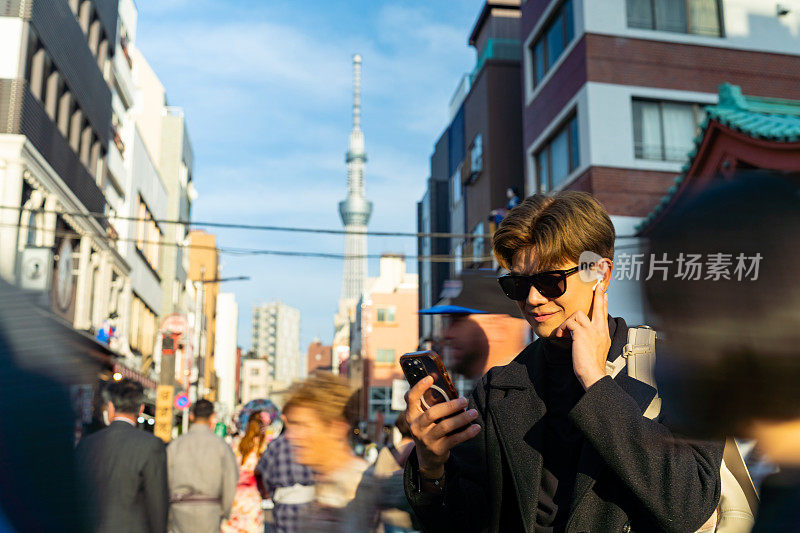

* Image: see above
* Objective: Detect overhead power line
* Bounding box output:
[0,222,495,263]
[0,205,642,240]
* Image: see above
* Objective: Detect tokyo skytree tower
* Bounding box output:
[338,54,372,302]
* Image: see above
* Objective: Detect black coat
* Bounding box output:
[77,420,169,533]
[405,317,724,532]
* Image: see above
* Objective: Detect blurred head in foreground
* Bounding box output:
[645,171,800,463]
[283,372,358,472]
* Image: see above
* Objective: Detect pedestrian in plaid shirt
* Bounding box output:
[256,429,314,533]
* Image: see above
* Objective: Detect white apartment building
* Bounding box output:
[214,292,238,420]
[108,0,194,378]
[252,301,302,392]
[241,357,269,406]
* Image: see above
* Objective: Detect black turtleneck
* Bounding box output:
[534,317,620,532]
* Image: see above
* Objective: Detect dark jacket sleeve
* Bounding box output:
[569,375,724,533]
[403,379,492,532]
[143,439,170,533]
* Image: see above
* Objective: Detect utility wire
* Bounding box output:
[0,205,642,240]
[1,222,495,263]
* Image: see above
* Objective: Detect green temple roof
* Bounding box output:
[635,83,800,234]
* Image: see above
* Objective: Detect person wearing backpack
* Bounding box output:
[403,191,725,532]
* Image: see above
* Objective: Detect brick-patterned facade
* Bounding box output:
[585,35,800,101]
[568,167,680,217]
[524,34,800,149]
[307,341,332,374]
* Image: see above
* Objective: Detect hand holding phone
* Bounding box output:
[400,351,460,411]
[400,351,481,480]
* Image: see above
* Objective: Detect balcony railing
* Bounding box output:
[15,84,107,218]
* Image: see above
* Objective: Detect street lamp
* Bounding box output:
[197,276,251,284]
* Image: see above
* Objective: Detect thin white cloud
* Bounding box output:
[133,0,482,348]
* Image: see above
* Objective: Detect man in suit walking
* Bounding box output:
[167,399,238,532]
[77,378,169,533]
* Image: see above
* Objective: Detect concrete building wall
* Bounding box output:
[252,300,302,389]
[357,256,418,423]
[0,18,24,79]
[123,128,166,312]
[582,0,800,54]
[214,292,238,420]
[188,230,219,399]
[158,109,192,314]
[241,358,269,406]
[130,47,165,165]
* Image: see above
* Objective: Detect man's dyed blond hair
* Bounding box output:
[283,372,358,425]
[493,191,615,271]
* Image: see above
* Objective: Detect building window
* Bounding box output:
[626,0,722,36]
[451,166,462,207]
[376,307,396,323]
[530,0,575,88]
[376,349,395,364]
[369,386,394,418]
[129,294,156,359]
[251,367,261,377]
[469,134,483,177]
[632,99,706,161]
[472,222,485,263]
[135,196,163,272]
[535,114,580,192]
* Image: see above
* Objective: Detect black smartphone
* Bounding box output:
[400,350,460,410]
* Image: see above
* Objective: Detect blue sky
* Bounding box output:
[135,0,483,351]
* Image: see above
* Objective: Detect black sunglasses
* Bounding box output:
[498,266,581,301]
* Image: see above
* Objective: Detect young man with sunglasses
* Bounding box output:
[403,191,723,532]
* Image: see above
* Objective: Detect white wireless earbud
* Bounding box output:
[592,271,604,291]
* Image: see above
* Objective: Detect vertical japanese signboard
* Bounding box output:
[155,385,175,443]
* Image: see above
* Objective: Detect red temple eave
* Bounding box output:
[638,120,800,238]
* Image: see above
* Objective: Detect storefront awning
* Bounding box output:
[112,362,157,390]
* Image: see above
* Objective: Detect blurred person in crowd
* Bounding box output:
[167,399,238,532]
[419,272,529,381]
[644,172,800,531]
[223,413,267,532]
[437,312,489,379]
[76,378,169,532]
[255,416,315,533]
[490,187,521,225]
[0,280,90,531]
[364,440,380,465]
[374,416,416,533]
[284,372,406,532]
[506,186,520,210]
[404,192,724,532]
[443,312,529,379]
